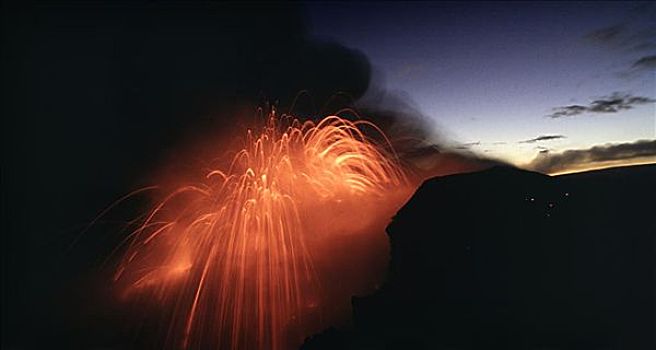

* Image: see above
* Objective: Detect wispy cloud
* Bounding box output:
[586,24,625,44]
[631,55,656,70]
[584,2,656,53]
[536,145,550,154]
[586,24,656,52]
[455,141,481,150]
[527,139,656,174]
[585,5,656,76]
[548,105,587,118]
[519,135,566,143]
[455,141,510,150]
[547,92,655,118]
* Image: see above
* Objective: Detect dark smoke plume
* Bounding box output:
[2,3,495,348]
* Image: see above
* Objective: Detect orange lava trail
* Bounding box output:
[115,112,407,349]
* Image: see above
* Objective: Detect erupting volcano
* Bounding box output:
[113,111,413,349]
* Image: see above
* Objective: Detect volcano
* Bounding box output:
[303,164,655,349]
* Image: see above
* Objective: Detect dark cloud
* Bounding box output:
[464,141,481,146]
[547,105,587,118]
[585,9,656,53]
[3,4,480,347]
[586,24,656,52]
[0,3,380,348]
[586,25,625,43]
[519,135,566,143]
[585,5,656,75]
[454,140,506,152]
[455,142,479,150]
[589,94,654,113]
[527,139,656,174]
[456,141,482,149]
[354,87,439,150]
[547,93,655,118]
[632,55,656,70]
[535,145,551,154]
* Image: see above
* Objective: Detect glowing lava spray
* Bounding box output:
[114,111,408,349]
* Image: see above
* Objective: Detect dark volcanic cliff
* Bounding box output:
[303,165,655,349]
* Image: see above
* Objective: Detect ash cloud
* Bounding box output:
[346,83,501,180]
[3,2,375,190]
[0,3,429,348]
[527,139,656,174]
[2,3,490,348]
[519,135,566,143]
[547,93,655,118]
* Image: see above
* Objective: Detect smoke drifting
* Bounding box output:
[527,139,656,174]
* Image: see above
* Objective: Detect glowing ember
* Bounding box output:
[114,111,408,349]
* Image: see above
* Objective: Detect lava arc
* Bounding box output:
[114,111,410,349]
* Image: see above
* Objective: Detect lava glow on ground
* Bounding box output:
[111,111,415,349]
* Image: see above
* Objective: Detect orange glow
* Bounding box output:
[545,158,656,176]
[114,111,412,349]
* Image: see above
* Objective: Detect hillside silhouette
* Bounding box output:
[303,164,655,349]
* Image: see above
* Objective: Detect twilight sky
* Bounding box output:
[306,2,655,172]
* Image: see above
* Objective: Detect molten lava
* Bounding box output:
[114,112,411,349]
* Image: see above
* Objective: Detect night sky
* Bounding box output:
[307,2,655,171]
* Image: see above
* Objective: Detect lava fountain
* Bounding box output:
[113,111,412,349]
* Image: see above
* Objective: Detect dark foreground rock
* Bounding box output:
[302,165,655,349]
